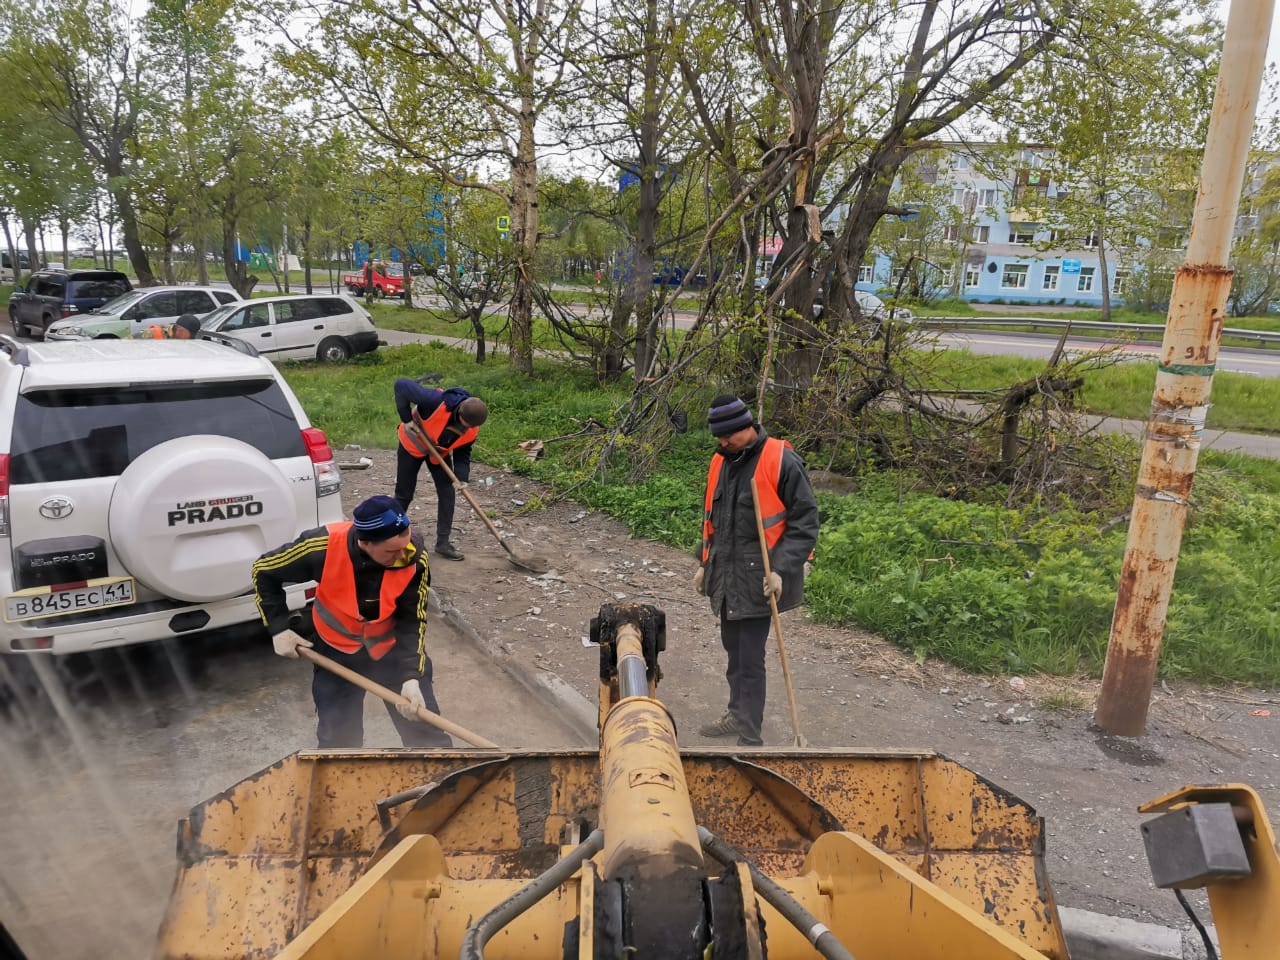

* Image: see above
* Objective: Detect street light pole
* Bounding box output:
[1095,0,1275,735]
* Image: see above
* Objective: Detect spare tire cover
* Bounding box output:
[110,436,301,602]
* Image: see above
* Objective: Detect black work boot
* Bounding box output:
[434,541,465,561]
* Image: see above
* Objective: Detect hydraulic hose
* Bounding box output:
[459,828,604,960]
[697,825,856,960]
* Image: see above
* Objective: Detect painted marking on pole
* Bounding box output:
[1157,362,1217,376]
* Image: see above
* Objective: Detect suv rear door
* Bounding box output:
[4,376,318,605]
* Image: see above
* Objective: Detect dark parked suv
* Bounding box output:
[8,269,132,339]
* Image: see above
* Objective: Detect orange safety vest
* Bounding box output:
[312,523,416,659]
[397,404,480,463]
[147,325,167,339]
[701,437,791,564]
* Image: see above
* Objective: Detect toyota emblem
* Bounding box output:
[39,497,75,520]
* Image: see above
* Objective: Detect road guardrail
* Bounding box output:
[915,316,1280,348]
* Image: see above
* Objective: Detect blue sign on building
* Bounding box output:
[1061,259,1081,274]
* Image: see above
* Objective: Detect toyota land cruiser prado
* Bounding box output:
[0,336,344,655]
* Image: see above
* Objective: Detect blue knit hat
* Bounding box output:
[352,495,410,542]
[708,395,754,437]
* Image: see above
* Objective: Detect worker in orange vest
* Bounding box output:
[393,378,489,561]
[692,395,819,747]
[250,495,450,748]
[141,313,201,339]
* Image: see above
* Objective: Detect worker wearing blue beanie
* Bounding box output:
[251,495,451,748]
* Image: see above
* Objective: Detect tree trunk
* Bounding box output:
[1,216,16,285]
[107,174,154,284]
[197,237,210,285]
[22,220,38,278]
[470,305,487,363]
[629,0,662,386]
[1096,216,1112,321]
[508,119,539,376]
[303,219,313,294]
[59,220,69,268]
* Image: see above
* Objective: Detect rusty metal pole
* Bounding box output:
[1095,0,1275,735]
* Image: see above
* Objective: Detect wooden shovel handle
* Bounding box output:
[750,476,803,743]
[298,646,500,749]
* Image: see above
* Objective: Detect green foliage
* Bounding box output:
[283,343,1280,685]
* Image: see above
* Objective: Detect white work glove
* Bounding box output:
[692,566,706,596]
[763,571,782,600]
[398,678,427,719]
[272,628,313,659]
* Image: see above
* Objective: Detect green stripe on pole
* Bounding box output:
[1157,362,1216,376]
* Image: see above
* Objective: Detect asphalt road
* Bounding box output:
[934,327,1280,377]
[0,607,583,958]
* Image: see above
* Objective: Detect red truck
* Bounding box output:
[342,260,405,298]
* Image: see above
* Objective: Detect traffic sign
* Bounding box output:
[497,215,511,232]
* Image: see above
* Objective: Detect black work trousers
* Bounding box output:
[310,643,451,748]
[394,444,456,546]
[719,611,770,746]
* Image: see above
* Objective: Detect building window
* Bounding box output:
[1049,229,1069,246]
[1112,269,1129,294]
[858,264,873,284]
[1082,231,1099,249]
[1010,224,1035,245]
[979,188,996,207]
[1078,266,1096,293]
[972,225,990,243]
[953,188,967,206]
[954,155,970,170]
[1001,263,1029,289]
[1043,265,1060,291]
[964,265,981,288]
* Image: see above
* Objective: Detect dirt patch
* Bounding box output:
[338,445,1280,928]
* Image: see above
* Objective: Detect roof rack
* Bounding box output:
[0,334,30,366]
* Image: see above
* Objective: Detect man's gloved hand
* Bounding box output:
[692,566,706,596]
[763,572,782,600]
[398,679,428,719]
[272,628,313,659]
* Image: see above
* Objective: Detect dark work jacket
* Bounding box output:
[394,380,474,482]
[702,426,820,620]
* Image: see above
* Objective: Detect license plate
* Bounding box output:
[4,577,136,623]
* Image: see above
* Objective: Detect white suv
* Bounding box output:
[200,294,379,362]
[0,336,344,655]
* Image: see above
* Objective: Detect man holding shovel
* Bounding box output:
[252,495,451,749]
[693,396,819,747]
[393,378,489,561]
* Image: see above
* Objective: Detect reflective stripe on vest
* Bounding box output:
[397,403,480,463]
[700,437,791,564]
[312,522,416,660]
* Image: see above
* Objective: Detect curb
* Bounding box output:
[430,585,599,746]
[1059,906,1218,960]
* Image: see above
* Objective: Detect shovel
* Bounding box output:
[298,646,501,749]
[407,411,550,574]
[750,476,806,747]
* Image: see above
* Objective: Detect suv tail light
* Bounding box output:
[302,427,341,497]
[0,453,9,537]
[60,304,78,318]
